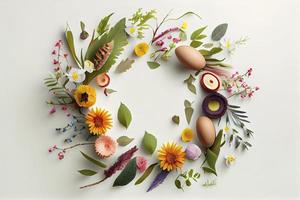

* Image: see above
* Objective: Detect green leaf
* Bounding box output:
[184,74,196,84]
[194,34,207,40]
[211,23,228,41]
[202,167,217,176]
[199,49,211,56]
[115,58,135,73]
[142,131,157,154]
[117,102,132,129]
[184,99,192,108]
[175,179,182,189]
[172,115,180,125]
[104,88,117,95]
[185,179,192,187]
[187,83,196,94]
[185,107,193,124]
[203,43,213,48]
[97,13,113,36]
[80,151,107,168]
[84,18,128,84]
[188,169,194,177]
[190,26,207,40]
[210,130,223,156]
[113,158,137,187]
[65,26,81,67]
[206,149,217,171]
[78,169,97,176]
[117,136,134,146]
[179,30,187,41]
[147,61,160,69]
[135,163,158,185]
[80,21,85,31]
[190,40,202,48]
[210,47,223,55]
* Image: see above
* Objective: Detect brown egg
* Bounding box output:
[196,116,216,148]
[175,45,206,70]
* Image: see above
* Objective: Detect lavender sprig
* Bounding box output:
[147,170,170,192]
[80,146,138,189]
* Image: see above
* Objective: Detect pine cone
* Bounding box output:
[94,41,114,70]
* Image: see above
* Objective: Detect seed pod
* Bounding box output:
[94,41,114,70]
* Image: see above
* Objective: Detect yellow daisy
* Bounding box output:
[74,85,96,108]
[181,128,193,142]
[158,142,185,171]
[134,42,149,57]
[85,108,113,135]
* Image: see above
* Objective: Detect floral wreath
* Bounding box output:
[45,9,259,191]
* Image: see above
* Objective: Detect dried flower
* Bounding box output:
[134,42,149,57]
[49,106,56,115]
[95,136,117,158]
[185,143,201,160]
[125,25,138,37]
[225,154,236,166]
[83,60,95,73]
[136,156,147,172]
[147,170,170,192]
[74,85,96,108]
[66,68,86,83]
[85,108,112,135]
[158,142,185,171]
[181,128,193,142]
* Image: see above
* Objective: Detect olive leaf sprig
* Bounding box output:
[184,74,197,94]
[174,169,201,191]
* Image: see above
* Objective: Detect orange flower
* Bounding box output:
[74,85,96,107]
[85,108,112,135]
[157,142,185,171]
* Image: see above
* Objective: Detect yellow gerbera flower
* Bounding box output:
[157,142,185,171]
[181,128,193,142]
[74,85,96,108]
[134,42,149,57]
[85,108,113,135]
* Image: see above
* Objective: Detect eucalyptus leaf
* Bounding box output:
[211,23,228,41]
[113,158,137,187]
[147,61,160,69]
[142,131,157,154]
[202,43,214,48]
[187,83,196,94]
[80,151,107,168]
[135,163,158,185]
[117,136,134,146]
[118,102,132,129]
[78,169,97,176]
[175,179,182,189]
[184,99,192,108]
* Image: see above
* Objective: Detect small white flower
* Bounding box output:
[66,68,85,83]
[84,60,95,73]
[125,25,138,37]
[220,38,236,53]
[225,154,236,166]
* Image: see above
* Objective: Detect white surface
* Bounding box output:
[0,0,299,199]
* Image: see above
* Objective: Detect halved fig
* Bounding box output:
[96,73,110,87]
[200,72,221,92]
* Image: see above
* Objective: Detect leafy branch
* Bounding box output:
[174,169,200,191]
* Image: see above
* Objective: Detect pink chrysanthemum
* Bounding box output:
[95,136,117,159]
[136,156,147,172]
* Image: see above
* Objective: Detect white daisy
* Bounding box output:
[220,38,236,53]
[225,154,236,166]
[125,25,138,38]
[84,60,95,73]
[66,68,85,83]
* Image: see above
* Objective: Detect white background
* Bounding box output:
[0,0,299,199]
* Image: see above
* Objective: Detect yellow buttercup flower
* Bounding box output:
[158,142,185,171]
[181,21,188,30]
[85,108,113,135]
[181,128,193,142]
[134,42,149,57]
[74,85,96,108]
